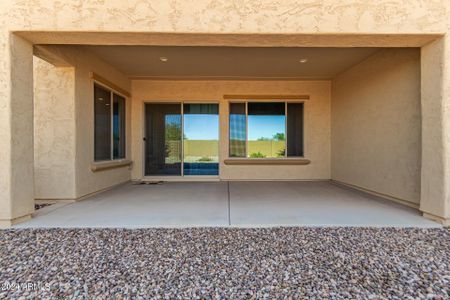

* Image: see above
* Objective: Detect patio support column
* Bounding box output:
[33,56,76,200]
[0,33,34,227]
[420,35,450,226]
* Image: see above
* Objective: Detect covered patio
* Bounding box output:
[16,182,439,228]
[0,31,448,228]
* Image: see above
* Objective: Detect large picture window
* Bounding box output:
[94,83,126,161]
[229,101,303,158]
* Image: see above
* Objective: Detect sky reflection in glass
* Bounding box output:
[248,115,285,141]
[183,115,219,140]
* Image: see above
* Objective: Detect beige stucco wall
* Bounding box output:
[34,46,132,199]
[0,34,34,226]
[421,38,450,222]
[33,56,76,199]
[1,1,448,33]
[331,48,421,205]
[71,47,132,198]
[0,0,449,224]
[131,80,331,180]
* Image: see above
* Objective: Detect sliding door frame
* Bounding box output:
[142,100,220,181]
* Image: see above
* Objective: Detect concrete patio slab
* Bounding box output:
[17,182,229,228]
[229,181,439,227]
[14,181,440,228]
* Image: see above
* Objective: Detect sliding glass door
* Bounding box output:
[183,104,219,175]
[145,104,182,176]
[145,103,219,177]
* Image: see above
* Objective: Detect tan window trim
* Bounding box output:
[91,159,132,172]
[224,158,310,165]
[224,94,309,100]
[90,72,131,98]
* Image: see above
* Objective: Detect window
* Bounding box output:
[183,104,219,175]
[229,103,246,157]
[248,102,286,158]
[229,101,303,158]
[145,103,182,175]
[94,83,126,161]
[113,94,126,159]
[145,103,219,176]
[287,103,304,156]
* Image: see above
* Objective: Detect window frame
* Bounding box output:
[228,99,305,159]
[93,81,127,162]
[142,100,221,179]
[229,102,247,157]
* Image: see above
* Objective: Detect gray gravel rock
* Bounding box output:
[0,227,448,299]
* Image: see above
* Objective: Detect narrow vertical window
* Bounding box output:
[287,103,304,157]
[94,84,111,161]
[94,83,126,162]
[229,103,246,157]
[113,94,126,159]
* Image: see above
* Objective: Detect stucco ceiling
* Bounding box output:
[82,46,381,80]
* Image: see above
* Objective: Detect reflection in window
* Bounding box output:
[229,103,246,157]
[229,101,304,158]
[94,83,127,161]
[247,102,286,158]
[113,94,126,159]
[145,104,182,176]
[164,114,182,165]
[183,104,219,175]
[94,84,112,161]
[287,103,304,157]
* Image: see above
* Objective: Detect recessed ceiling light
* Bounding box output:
[299,58,308,63]
[160,57,168,62]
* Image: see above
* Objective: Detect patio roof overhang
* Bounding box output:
[16,31,443,47]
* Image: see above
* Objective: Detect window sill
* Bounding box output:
[91,159,132,172]
[224,158,311,165]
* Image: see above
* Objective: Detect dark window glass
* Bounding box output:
[183,103,219,175]
[145,104,182,176]
[247,102,286,158]
[287,103,304,157]
[113,94,126,159]
[94,85,111,161]
[183,103,219,114]
[247,102,285,115]
[229,103,246,157]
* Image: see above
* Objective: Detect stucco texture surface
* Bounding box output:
[32,46,132,200]
[0,0,449,223]
[33,56,76,199]
[0,34,34,224]
[0,1,448,33]
[421,38,450,220]
[331,48,421,206]
[131,80,331,180]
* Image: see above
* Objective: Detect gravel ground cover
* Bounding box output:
[0,228,448,299]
